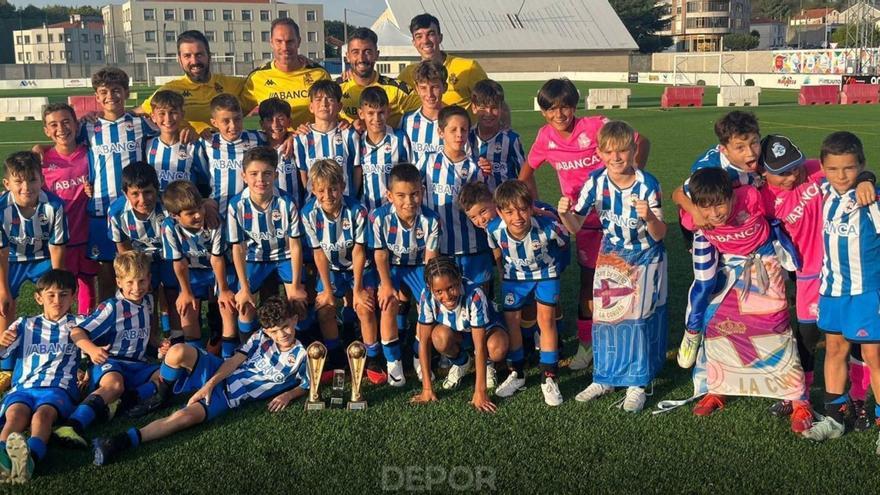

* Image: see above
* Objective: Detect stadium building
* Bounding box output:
[655,0,751,52]
[369,0,638,76]
[101,0,324,65]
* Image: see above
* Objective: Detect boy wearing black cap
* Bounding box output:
[758,135,875,432]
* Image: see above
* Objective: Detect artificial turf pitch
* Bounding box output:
[0,81,877,493]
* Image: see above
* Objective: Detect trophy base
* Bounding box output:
[304,401,325,411]
[329,397,345,408]
[347,401,367,411]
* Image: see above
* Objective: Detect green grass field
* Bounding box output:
[1,81,879,493]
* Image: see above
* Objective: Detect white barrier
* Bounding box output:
[587,88,631,109]
[717,86,761,106]
[0,97,48,120]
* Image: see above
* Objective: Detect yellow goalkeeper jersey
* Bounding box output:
[240,60,331,128]
[141,73,245,134]
[338,73,421,128]
[398,54,488,111]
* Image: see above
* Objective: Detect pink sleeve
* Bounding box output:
[680,209,695,231]
[744,186,767,217]
[527,129,547,170]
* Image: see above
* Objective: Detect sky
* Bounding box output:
[7,0,388,22]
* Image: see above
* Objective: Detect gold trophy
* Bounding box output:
[347,341,368,410]
[305,342,327,411]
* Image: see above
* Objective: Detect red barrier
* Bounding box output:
[840,83,879,104]
[661,86,704,108]
[798,85,839,105]
[67,95,101,117]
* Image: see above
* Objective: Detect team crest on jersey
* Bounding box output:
[577,134,591,149]
[92,245,100,258]
[304,73,314,85]
[271,210,282,222]
[593,255,638,323]
[214,82,224,93]
[458,168,469,179]
[494,143,503,153]
[125,122,134,132]
[415,227,424,239]
[334,134,343,145]
[735,210,749,224]
[448,74,459,85]
[342,218,351,230]
[504,292,515,306]
[177,148,189,160]
[531,240,542,251]
[384,143,392,154]
[287,354,297,365]
[37,213,49,225]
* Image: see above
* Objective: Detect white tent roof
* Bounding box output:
[378,0,637,53]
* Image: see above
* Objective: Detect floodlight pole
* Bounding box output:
[342,9,348,74]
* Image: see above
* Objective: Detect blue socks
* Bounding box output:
[449,350,468,366]
[238,319,255,333]
[160,363,184,383]
[27,437,47,461]
[365,342,381,359]
[126,428,141,448]
[382,340,402,362]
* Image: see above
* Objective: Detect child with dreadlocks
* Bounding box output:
[411,257,508,412]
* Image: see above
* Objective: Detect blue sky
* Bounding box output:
[8,0,387,23]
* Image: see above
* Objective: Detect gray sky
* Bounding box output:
[8,0,387,23]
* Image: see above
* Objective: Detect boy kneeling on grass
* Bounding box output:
[92,295,307,465]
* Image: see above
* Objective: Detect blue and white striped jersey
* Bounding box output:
[368,203,440,266]
[486,215,568,281]
[820,183,880,297]
[224,331,309,407]
[79,292,154,362]
[294,125,361,197]
[0,191,68,262]
[400,109,443,163]
[417,152,489,255]
[226,189,301,262]
[160,216,225,270]
[108,197,167,259]
[145,137,208,193]
[301,195,368,271]
[79,113,158,216]
[0,314,81,394]
[418,280,490,332]
[360,127,413,211]
[468,128,525,192]
[574,169,664,252]
[684,145,763,194]
[194,131,266,214]
[274,143,305,208]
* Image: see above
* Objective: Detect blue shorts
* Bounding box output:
[390,265,425,297]
[172,348,230,421]
[151,259,179,290]
[317,268,378,298]
[188,268,217,300]
[8,259,53,298]
[501,279,561,311]
[90,359,159,390]
[88,216,116,261]
[454,252,493,285]
[819,291,880,343]
[246,260,294,292]
[1,387,76,419]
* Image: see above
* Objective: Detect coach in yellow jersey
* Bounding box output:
[398,13,488,111]
[138,31,245,134]
[241,18,330,128]
[339,27,420,128]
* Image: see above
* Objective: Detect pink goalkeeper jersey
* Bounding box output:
[681,186,769,256]
[42,146,89,246]
[528,116,609,202]
[759,159,824,276]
